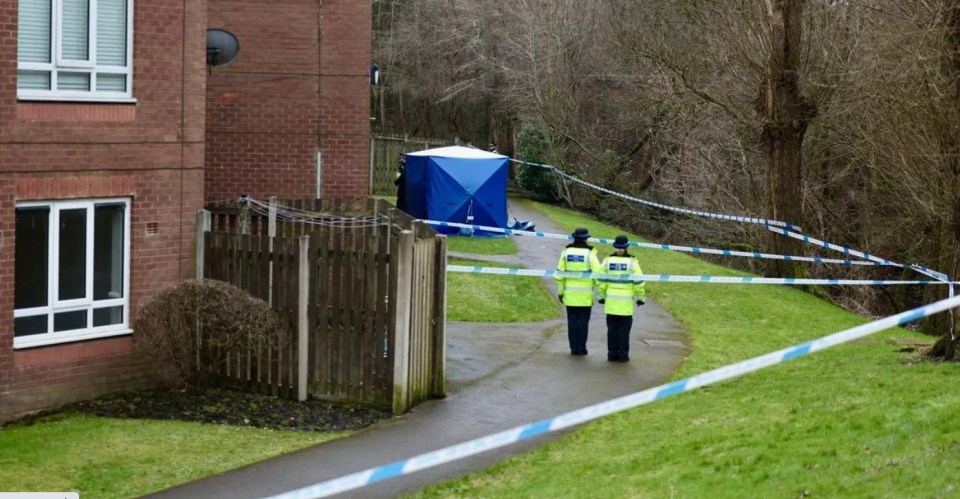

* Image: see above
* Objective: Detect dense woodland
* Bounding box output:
[371,0,960,358]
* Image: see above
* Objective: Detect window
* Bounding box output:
[17,0,134,101]
[14,198,131,348]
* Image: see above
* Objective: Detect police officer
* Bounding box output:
[394,154,407,212]
[598,235,645,362]
[556,227,602,356]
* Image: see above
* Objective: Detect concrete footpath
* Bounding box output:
[147,198,690,499]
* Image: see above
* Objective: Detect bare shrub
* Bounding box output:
[135,279,287,393]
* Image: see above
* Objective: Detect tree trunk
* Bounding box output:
[761,0,816,277]
[928,189,960,359]
[929,2,960,360]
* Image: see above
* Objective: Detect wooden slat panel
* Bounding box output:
[314,222,331,396]
[237,234,250,382]
[387,226,401,409]
[374,222,391,405]
[271,236,286,396]
[245,233,260,392]
[362,223,377,401]
[330,218,346,398]
[285,234,297,398]
[347,220,359,400]
[284,234,297,398]
[342,220,357,400]
[307,231,319,398]
[351,222,365,400]
[290,234,301,399]
[256,229,270,393]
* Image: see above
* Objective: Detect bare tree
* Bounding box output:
[760,0,817,276]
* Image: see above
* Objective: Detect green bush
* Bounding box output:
[516,125,560,201]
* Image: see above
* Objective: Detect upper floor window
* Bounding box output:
[17,0,134,102]
[14,198,131,348]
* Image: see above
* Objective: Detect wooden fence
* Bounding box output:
[369,134,450,196]
[198,198,446,413]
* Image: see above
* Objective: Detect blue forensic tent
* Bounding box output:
[402,146,509,237]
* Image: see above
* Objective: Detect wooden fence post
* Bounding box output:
[431,234,447,397]
[298,235,310,402]
[392,229,414,414]
[268,196,277,305]
[195,210,210,279]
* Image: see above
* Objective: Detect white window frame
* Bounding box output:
[17,0,136,102]
[14,198,132,349]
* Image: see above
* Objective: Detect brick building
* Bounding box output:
[205,0,371,200]
[0,0,371,422]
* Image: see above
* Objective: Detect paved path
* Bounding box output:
[148,198,689,499]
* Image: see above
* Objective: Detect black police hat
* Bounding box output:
[613,235,630,248]
[572,227,590,239]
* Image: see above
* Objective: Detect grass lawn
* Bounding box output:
[0,414,335,498]
[446,235,517,255]
[447,258,560,322]
[416,200,960,498]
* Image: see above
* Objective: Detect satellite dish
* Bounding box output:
[206,29,240,67]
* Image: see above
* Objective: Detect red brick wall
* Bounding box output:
[0,178,14,392]
[3,338,161,421]
[319,0,372,198]
[0,0,207,423]
[205,0,371,201]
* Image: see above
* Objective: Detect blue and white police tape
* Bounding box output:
[421,219,883,267]
[766,225,951,282]
[515,159,947,282]
[263,293,960,499]
[445,265,952,286]
[511,158,800,231]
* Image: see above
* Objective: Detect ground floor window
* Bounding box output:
[14,198,131,348]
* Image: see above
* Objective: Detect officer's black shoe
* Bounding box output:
[571,350,588,356]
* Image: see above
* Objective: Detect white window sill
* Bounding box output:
[14,328,133,350]
[17,95,137,104]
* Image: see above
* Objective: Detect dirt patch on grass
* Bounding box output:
[16,389,392,432]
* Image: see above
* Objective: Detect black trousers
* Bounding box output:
[606,314,633,360]
[565,306,592,354]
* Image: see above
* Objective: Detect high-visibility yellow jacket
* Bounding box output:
[556,246,601,307]
[598,254,645,316]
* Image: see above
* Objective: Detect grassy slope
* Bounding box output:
[0,415,334,498]
[418,200,960,498]
[446,235,518,255]
[447,258,560,322]
[444,228,554,322]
